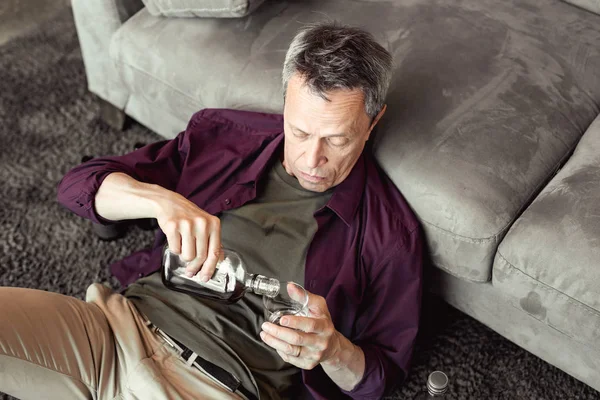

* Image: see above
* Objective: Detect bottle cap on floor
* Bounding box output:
[427,371,448,396]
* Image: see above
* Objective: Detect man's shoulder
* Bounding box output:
[178,109,284,190]
[188,108,284,138]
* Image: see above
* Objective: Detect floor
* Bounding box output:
[0,0,71,46]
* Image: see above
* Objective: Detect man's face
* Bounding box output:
[282,74,386,192]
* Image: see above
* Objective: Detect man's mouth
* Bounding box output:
[299,171,325,183]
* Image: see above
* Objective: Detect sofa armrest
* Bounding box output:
[71,0,144,108]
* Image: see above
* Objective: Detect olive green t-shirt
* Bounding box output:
[124,160,332,399]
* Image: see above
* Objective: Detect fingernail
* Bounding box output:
[259,331,265,340]
[185,271,194,277]
[261,322,269,331]
[280,317,288,326]
[200,275,210,283]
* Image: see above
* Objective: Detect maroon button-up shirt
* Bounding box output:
[57,108,423,400]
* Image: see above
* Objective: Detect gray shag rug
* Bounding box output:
[0,7,599,400]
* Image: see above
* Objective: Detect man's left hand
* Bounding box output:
[259,291,343,370]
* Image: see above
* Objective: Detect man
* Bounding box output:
[0,23,422,400]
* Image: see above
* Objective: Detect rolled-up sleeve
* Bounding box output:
[56,128,190,224]
[342,227,423,399]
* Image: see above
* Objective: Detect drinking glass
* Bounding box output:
[262,282,309,325]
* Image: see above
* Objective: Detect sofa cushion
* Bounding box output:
[141,0,265,18]
[111,0,600,281]
[493,114,600,350]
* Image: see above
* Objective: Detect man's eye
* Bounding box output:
[327,137,348,147]
[294,132,309,140]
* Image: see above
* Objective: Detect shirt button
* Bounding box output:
[138,273,143,278]
[224,198,231,205]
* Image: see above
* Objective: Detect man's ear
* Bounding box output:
[366,104,387,141]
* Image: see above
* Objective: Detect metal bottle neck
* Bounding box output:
[246,274,280,297]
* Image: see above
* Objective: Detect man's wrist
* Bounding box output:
[321,332,347,370]
[320,332,365,391]
[322,333,361,370]
[144,182,171,219]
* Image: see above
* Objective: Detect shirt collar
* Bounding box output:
[237,132,366,227]
[326,152,366,227]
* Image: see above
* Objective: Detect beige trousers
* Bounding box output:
[0,283,242,400]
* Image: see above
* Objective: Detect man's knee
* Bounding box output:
[85,281,113,303]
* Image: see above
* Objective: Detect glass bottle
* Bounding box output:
[161,245,281,303]
[416,371,449,399]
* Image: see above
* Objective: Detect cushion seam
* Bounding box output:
[421,218,501,243]
[505,301,578,341]
[431,262,490,283]
[113,58,201,110]
[495,250,600,318]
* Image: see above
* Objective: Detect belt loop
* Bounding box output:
[138,310,153,327]
[186,352,199,367]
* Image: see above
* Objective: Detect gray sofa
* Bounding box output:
[71,0,600,395]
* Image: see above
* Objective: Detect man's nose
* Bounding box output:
[305,139,327,169]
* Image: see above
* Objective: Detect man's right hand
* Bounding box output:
[153,191,222,281]
[94,172,222,281]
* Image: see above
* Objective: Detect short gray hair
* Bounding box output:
[282,23,393,119]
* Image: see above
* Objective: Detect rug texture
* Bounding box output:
[0,7,599,400]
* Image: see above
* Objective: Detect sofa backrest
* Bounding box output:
[111,0,600,282]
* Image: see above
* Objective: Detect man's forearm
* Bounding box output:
[94,172,166,221]
[321,333,365,392]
